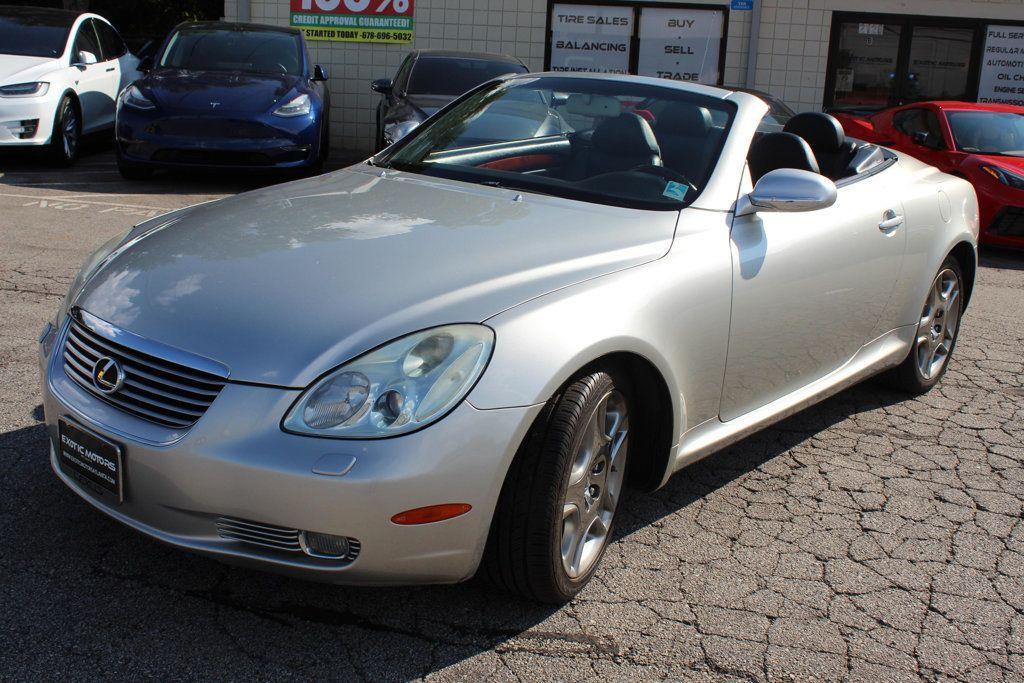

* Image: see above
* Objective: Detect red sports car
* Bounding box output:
[834,102,1024,249]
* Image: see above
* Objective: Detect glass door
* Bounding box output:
[828,21,902,111]
[826,14,984,111]
[904,26,974,102]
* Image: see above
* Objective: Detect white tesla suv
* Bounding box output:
[0,5,139,165]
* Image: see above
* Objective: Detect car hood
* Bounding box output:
[0,55,57,85]
[74,167,678,387]
[143,70,302,113]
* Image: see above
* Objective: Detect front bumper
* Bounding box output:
[0,94,56,147]
[116,107,322,170]
[40,322,541,585]
[976,181,1024,248]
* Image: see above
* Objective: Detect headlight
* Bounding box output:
[980,164,1024,190]
[283,325,494,438]
[121,84,156,111]
[0,82,49,97]
[273,93,311,117]
[383,119,420,145]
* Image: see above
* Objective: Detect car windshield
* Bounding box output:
[0,12,72,58]
[948,111,1024,156]
[382,76,735,210]
[408,57,528,97]
[159,27,303,76]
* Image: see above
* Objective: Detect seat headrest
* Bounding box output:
[658,104,712,137]
[592,112,662,158]
[748,132,819,182]
[784,112,845,153]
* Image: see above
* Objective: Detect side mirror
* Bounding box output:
[912,130,942,149]
[312,64,328,81]
[741,168,837,214]
[74,50,98,67]
[138,55,154,73]
[371,78,392,94]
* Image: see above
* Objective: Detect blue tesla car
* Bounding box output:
[115,22,330,179]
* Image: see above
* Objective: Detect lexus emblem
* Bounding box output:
[92,357,124,394]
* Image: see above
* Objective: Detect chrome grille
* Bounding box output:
[216,517,302,553]
[62,315,226,429]
[216,516,362,562]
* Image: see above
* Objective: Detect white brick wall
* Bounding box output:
[228,0,1024,154]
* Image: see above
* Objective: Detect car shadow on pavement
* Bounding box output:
[612,380,908,543]
[2,382,907,679]
[979,246,1024,271]
[1,141,361,198]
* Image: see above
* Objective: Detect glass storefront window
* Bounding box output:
[906,27,973,101]
[547,3,725,85]
[636,7,723,84]
[830,22,902,110]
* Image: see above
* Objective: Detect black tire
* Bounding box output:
[883,256,964,394]
[48,95,80,167]
[481,370,632,604]
[307,120,330,176]
[117,157,153,181]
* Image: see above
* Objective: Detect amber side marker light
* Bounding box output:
[391,503,472,525]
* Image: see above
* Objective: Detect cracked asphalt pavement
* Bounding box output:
[2,148,1023,682]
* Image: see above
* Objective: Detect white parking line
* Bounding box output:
[0,191,170,212]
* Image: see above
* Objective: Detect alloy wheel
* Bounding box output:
[62,102,78,161]
[915,267,961,380]
[560,389,629,579]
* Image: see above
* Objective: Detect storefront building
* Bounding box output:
[223,0,1024,153]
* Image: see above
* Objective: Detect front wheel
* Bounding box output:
[48,96,80,166]
[481,370,631,603]
[884,257,964,393]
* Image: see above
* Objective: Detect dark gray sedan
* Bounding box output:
[371,49,527,149]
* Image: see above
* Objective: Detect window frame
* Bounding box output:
[93,18,127,62]
[377,74,739,212]
[392,53,415,97]
[71,18,102,64]
[892,106,947,149]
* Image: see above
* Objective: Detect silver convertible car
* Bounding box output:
[40,74,978,603]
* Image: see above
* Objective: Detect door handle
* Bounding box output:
[105,67,116,72]
[879,210,904,231]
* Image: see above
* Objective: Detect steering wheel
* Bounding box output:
[630,164,695,190]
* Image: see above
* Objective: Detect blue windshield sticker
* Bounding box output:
[663,181,689,201]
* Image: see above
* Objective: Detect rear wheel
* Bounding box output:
[481,370,631,604]
[884,257,963,393]
[48,96,79,166]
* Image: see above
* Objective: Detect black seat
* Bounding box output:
[570,113,662,179]
[656,104,715,182]
[783,112,856,180]
[748,132,819,182]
